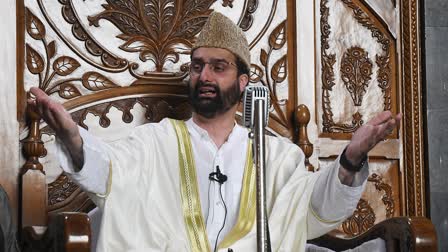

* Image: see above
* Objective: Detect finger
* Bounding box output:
[30,88,53,109]
[35,98,45,117]
[36,93,55,118]
[29,87,47,98]
[27,98,37,107]
[43,106,59,131]
[395,113,403,125]
[377,118,399,141]
[367,111,393,126]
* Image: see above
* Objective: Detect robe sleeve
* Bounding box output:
[57,127,110,206]
[306,156,369,239]
[265,136,369,244]
[57,120,167,207]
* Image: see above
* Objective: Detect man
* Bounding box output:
[28,12,400,252]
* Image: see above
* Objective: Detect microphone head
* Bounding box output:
[218,173,227,184]
[242,85,270,128]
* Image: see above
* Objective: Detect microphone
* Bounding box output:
[242,85,270,128]
[209,166,228,184]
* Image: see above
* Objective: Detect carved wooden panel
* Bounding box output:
[310,0,426,237]
[320,158,401,238]
[318,0,397,136]
[315,0,426,220]
[22,0,298,139]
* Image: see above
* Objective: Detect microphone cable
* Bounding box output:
[213,182,227,252]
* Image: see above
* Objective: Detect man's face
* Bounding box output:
[189,48,246,118]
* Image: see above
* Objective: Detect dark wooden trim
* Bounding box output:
[17,0,26,129]
[400,0,426,217]
[286,0,298,135]
[308,217,437,252]
[22,213,91,252]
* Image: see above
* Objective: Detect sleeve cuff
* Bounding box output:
[310,155,370,222]
[334,155,369,210]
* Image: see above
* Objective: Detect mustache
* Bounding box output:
[195,81,219,92]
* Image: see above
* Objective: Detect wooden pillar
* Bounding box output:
[20,106,47,228]
[295,104,314,172]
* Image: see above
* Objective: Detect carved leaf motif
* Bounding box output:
[342,199,376,236]
[222,0,234,7]
[58,83,81,99]
[48,41,56,59]
[269,21,286,50]
[173,16,209,39]
[271,55,287,83]
[260,49,268,67]
[119,36,155,53]
[82,72,119,91]
[26,44,45,74]
[52,56,80,76]
[88,9,146,36]
[239,0,258,31]
[250,64,264,83]
[25,8,46,40]
[145,0,176,38]
[48,175,80,206]
[89,0,215,72]
[107,1,139,15]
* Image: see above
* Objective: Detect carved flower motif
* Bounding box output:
[340,46,373,106]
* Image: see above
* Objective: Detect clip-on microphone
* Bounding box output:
[209,166,227,184]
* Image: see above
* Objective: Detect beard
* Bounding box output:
[188,79,241,118]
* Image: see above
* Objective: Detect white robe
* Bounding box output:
[58,118,368,252]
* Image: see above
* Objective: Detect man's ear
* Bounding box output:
[238,74,249,92]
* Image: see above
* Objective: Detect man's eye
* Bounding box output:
[213,63,226,72]
[191,63,203,71]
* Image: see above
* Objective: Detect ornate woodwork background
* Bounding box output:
[306,0,426,238]
[16,0,426,239]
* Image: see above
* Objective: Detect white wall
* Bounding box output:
[0,0,19,223]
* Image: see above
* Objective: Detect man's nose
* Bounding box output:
[199,64,213,83]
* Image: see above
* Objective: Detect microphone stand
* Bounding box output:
[251,99,272,252]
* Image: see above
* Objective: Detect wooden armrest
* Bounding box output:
[22,212,91,252]
[308,217,437,252]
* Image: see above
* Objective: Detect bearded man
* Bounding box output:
[28,12,401,252]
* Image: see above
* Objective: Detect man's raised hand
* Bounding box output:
[345,111,402,166]
[27,87,84,170]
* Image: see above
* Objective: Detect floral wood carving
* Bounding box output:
[368,173,395,218]
[222,0,235,8]
[324,112,364,133]
[250,20,289,127]
[341,172,395,236]
[25,8,120,99]
[320,0,337,133]
[240,0,259,31]
[87,0,219,72]
[342,199,376,237]
[53,0,129,71]
[340,0,392,111]
[340,46,373,106]
[320,0,393,133]
[63,97,191,131]
[48,174,79,206]
[47,174,95,213]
